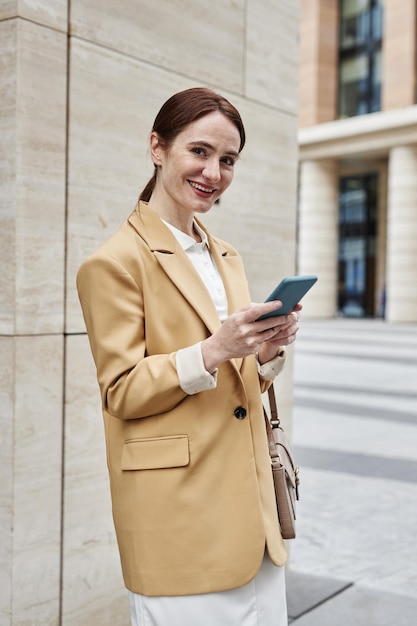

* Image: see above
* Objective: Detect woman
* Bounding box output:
[77,87,300,626]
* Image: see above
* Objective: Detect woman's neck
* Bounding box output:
[148,195,200,241]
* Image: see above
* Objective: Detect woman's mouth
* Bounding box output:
[188,180,215,195]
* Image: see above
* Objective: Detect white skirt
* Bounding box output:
[128,553,288,626]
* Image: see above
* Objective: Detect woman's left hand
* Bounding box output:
[257,304,302,364]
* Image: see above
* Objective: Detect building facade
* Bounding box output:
[298,0,417,322]
[0,1,300,624]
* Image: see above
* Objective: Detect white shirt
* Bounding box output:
[162,219,228,321]
[162,219,285,394]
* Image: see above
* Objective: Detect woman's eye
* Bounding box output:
[192,147,205,156]
[221,156,235,167]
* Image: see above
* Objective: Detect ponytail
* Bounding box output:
[139,167,157,202]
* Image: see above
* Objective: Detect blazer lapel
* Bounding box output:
[207,234,250,317]
[128,203,222,334]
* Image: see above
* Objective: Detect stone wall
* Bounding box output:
[0,1,300,623]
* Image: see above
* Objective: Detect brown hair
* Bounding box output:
[139,87,246,202]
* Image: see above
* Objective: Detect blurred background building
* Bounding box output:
[298,0,417,322]
[0,1,299,624]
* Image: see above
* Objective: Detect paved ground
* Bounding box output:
[285,318,417,625]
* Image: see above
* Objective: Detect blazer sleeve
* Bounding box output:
[77,254,188,420]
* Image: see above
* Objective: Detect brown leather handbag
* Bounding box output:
[264,386,300,539]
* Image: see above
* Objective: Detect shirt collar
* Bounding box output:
[161,219,209,252]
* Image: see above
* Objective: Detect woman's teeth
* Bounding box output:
[189,181,214,193]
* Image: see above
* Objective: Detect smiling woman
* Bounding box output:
[76,87,300,626]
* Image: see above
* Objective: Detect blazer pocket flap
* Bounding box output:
[121,435,189,470]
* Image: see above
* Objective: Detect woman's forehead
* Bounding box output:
[176,111,241,149]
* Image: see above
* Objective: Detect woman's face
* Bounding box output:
[150,111,241,220]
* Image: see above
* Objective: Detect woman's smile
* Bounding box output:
[188,180,216,196]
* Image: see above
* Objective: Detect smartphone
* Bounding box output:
[256,275,318,320]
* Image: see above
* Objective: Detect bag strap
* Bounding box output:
[264,407,279,460]
[267,385,280,427]
[264,385,280,460]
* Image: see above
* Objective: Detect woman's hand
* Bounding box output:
[257,305,301,364]
[201,300,302,373]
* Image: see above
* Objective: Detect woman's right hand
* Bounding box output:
[201,300,300,373]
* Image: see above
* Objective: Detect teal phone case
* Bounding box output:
[257,275,318,320]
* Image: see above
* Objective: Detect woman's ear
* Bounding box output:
[150,132,162,166]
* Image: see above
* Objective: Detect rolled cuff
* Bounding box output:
[176,343,218,395]
[257,349,286,380]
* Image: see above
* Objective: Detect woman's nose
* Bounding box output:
[202,159,221,182]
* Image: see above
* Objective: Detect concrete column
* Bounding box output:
[298,159,339,317]
[386,146,417,321]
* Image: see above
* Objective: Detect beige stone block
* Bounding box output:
[0,337,14,622]
[0,20,67,335]
[0,0,67,31]
[246,0,299,114]
[70,0,244,93]
[66,38,200,333]
[12,335,63,624]
[0,20,17,336]
[62,334,128,626]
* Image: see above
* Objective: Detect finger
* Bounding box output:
[249,300,283,323]
[271,313,298,331]
[271,317,299,340]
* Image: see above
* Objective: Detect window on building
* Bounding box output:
[338,174,378,317]
[338,0,383,118]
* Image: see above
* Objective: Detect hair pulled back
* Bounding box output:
[139,87,246,202]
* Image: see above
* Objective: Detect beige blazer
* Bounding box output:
[77,202,287,597]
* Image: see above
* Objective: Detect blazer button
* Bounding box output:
[234,406,247,420]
